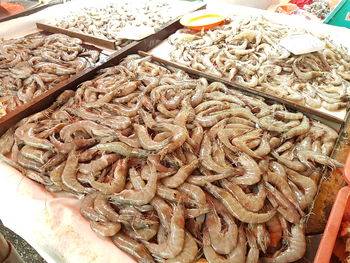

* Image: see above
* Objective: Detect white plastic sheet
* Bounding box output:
[0,161,136,263]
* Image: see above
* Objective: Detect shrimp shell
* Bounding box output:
[164,232,198,263]
[111,233,155,263]
[143,203,185,259]
[263,224,306,263]
[109,162,157,206]
[205,183,276,224]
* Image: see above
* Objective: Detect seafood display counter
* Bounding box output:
[0,51,348,263]
[0,0,205,136]
[149,3,350,124]
[0,1,350,263]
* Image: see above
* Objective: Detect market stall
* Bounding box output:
[0,0,350,262]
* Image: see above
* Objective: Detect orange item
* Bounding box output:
[275,3,298,13]
[180,10,226,31]
[0,2,24,15]
[345,153,350,186]
[329,0,340,9]
[333,238,346,262]
[314,186,350,263]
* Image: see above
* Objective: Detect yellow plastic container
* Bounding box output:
[180,10,226,30]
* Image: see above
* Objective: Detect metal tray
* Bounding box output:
[36,1,206,50]
[0,31,109,135]
[138,50,347,235]
[0,10,198,135]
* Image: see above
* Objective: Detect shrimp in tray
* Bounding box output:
[1,54,343,263]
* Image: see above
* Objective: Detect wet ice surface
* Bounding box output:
[0,220,46,263]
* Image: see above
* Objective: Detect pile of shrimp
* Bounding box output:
[168,15,350,111]
[52,0,179,45]
[0,33,100,117]
[0,55,343,263]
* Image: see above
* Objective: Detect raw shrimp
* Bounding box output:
[205,183,276,223]
[231,130,263,159]
[297,150,344,168]
[15,123,55,150]
[203,225,246,263]
[263,224,306,263]
[49,161,71,192]
[254,132,271,157]
[152,123,188,158]
[134,124,170,151]
[162,159,198,188]
[266,216,282,248]
[275,141,294,154]
[156,183,187,204]
[221,180,266,212]
[286,168,317,209]
[269,161,286,178]
[86,158,128,194]
[90,221,121,237]
[91,142,154,158]
[124,222,159,241]
[62,150,89,194]
[186,172,237,186]
[246,229,260,263]
[265,183,300,224]
[206,210,238,254]
[111,233,155,263]
[282,116,310,140]
[109,162,157,205]
[230,153,262,185]
[265,172,301,213]
[80,192,107,222]
[274,111,303,120]
[20,145,50,164]
[271,151,306,172]
[79,154,118,175]
[178,183,209,218]
[93,193,119,222]
[60,120,115,141]
[200,134,234,174]
[143,203,185,259]
[165,232,198,263]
